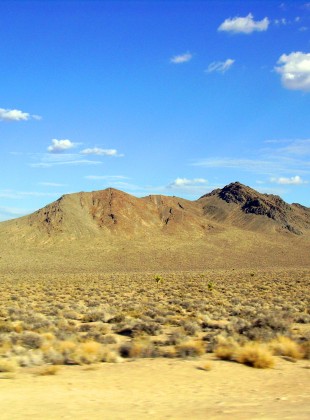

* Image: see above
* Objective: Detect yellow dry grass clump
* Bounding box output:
[215,337,275,369]
[269,336,304,359]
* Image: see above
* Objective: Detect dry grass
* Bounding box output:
[34,365,60,376]
[235,343,275,369]
[270,336,304,359]
[0,358,18,372]
[215,338,275,368]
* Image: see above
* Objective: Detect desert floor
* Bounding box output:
[0,356,309,420]
[0,267,309,419]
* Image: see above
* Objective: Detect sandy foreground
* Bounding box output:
[0,356,309,420]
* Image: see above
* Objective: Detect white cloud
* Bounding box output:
[168,178,208,188]
[275,52,310,91]
[218,13,269,34]
[270,175,308,185]
[47,139,76,153]
[206,59,235,74]
[80,147,122,157]
[170,52,192,64]
[0,108,41,121]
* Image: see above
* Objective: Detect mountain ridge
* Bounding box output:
[1,182,309,272]
[1,182,309,240]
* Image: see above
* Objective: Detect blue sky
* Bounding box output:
[1,0,310,221]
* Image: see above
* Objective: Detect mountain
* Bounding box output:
[0,182,309,272]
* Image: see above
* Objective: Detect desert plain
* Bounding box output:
[0,183,309,419]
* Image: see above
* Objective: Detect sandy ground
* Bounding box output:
[0,356,309,420]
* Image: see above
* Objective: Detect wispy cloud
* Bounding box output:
[275,52,310,92]
[218,13,269,34]
[81,147,123,157]
[270,175,308,185]
[0,108,41,122]
[31,160,101,168]
[274,18,287,26]
[193,139,310,177]
[206,59,235,74]
[278,139,310,155]
[29,152,102,168]
[170,52,192,64]
[193,158,282,174]
[0,189,60,199]
[47,139,76,153]
[0,206,32,221]
[39,182,67,187]
[85,175,129,180]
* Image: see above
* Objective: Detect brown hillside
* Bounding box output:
[0,182,309,272]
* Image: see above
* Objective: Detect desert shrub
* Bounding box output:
[20,332,44,349]
[166,329,186,345]
[34,365,60,375]
[132,322,162,337]
[176,340,205,357]
[236,312,291,341]
[75,341,104,364]
[17,351,44,367]
[181,321,201,336]
[62,310,80,320]
[108,314,125,324]
[119,339,158,358]
[22,313,51,331]
[101,350,122,363]
[83,305,115,323]
[0,358,18,372]
[300,340,310,359]
[214,337,239,361]
[0,321,14,333]
[100,334,118,345]
[83,310,106,323]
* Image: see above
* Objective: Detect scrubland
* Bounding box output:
[0,268,309,373]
